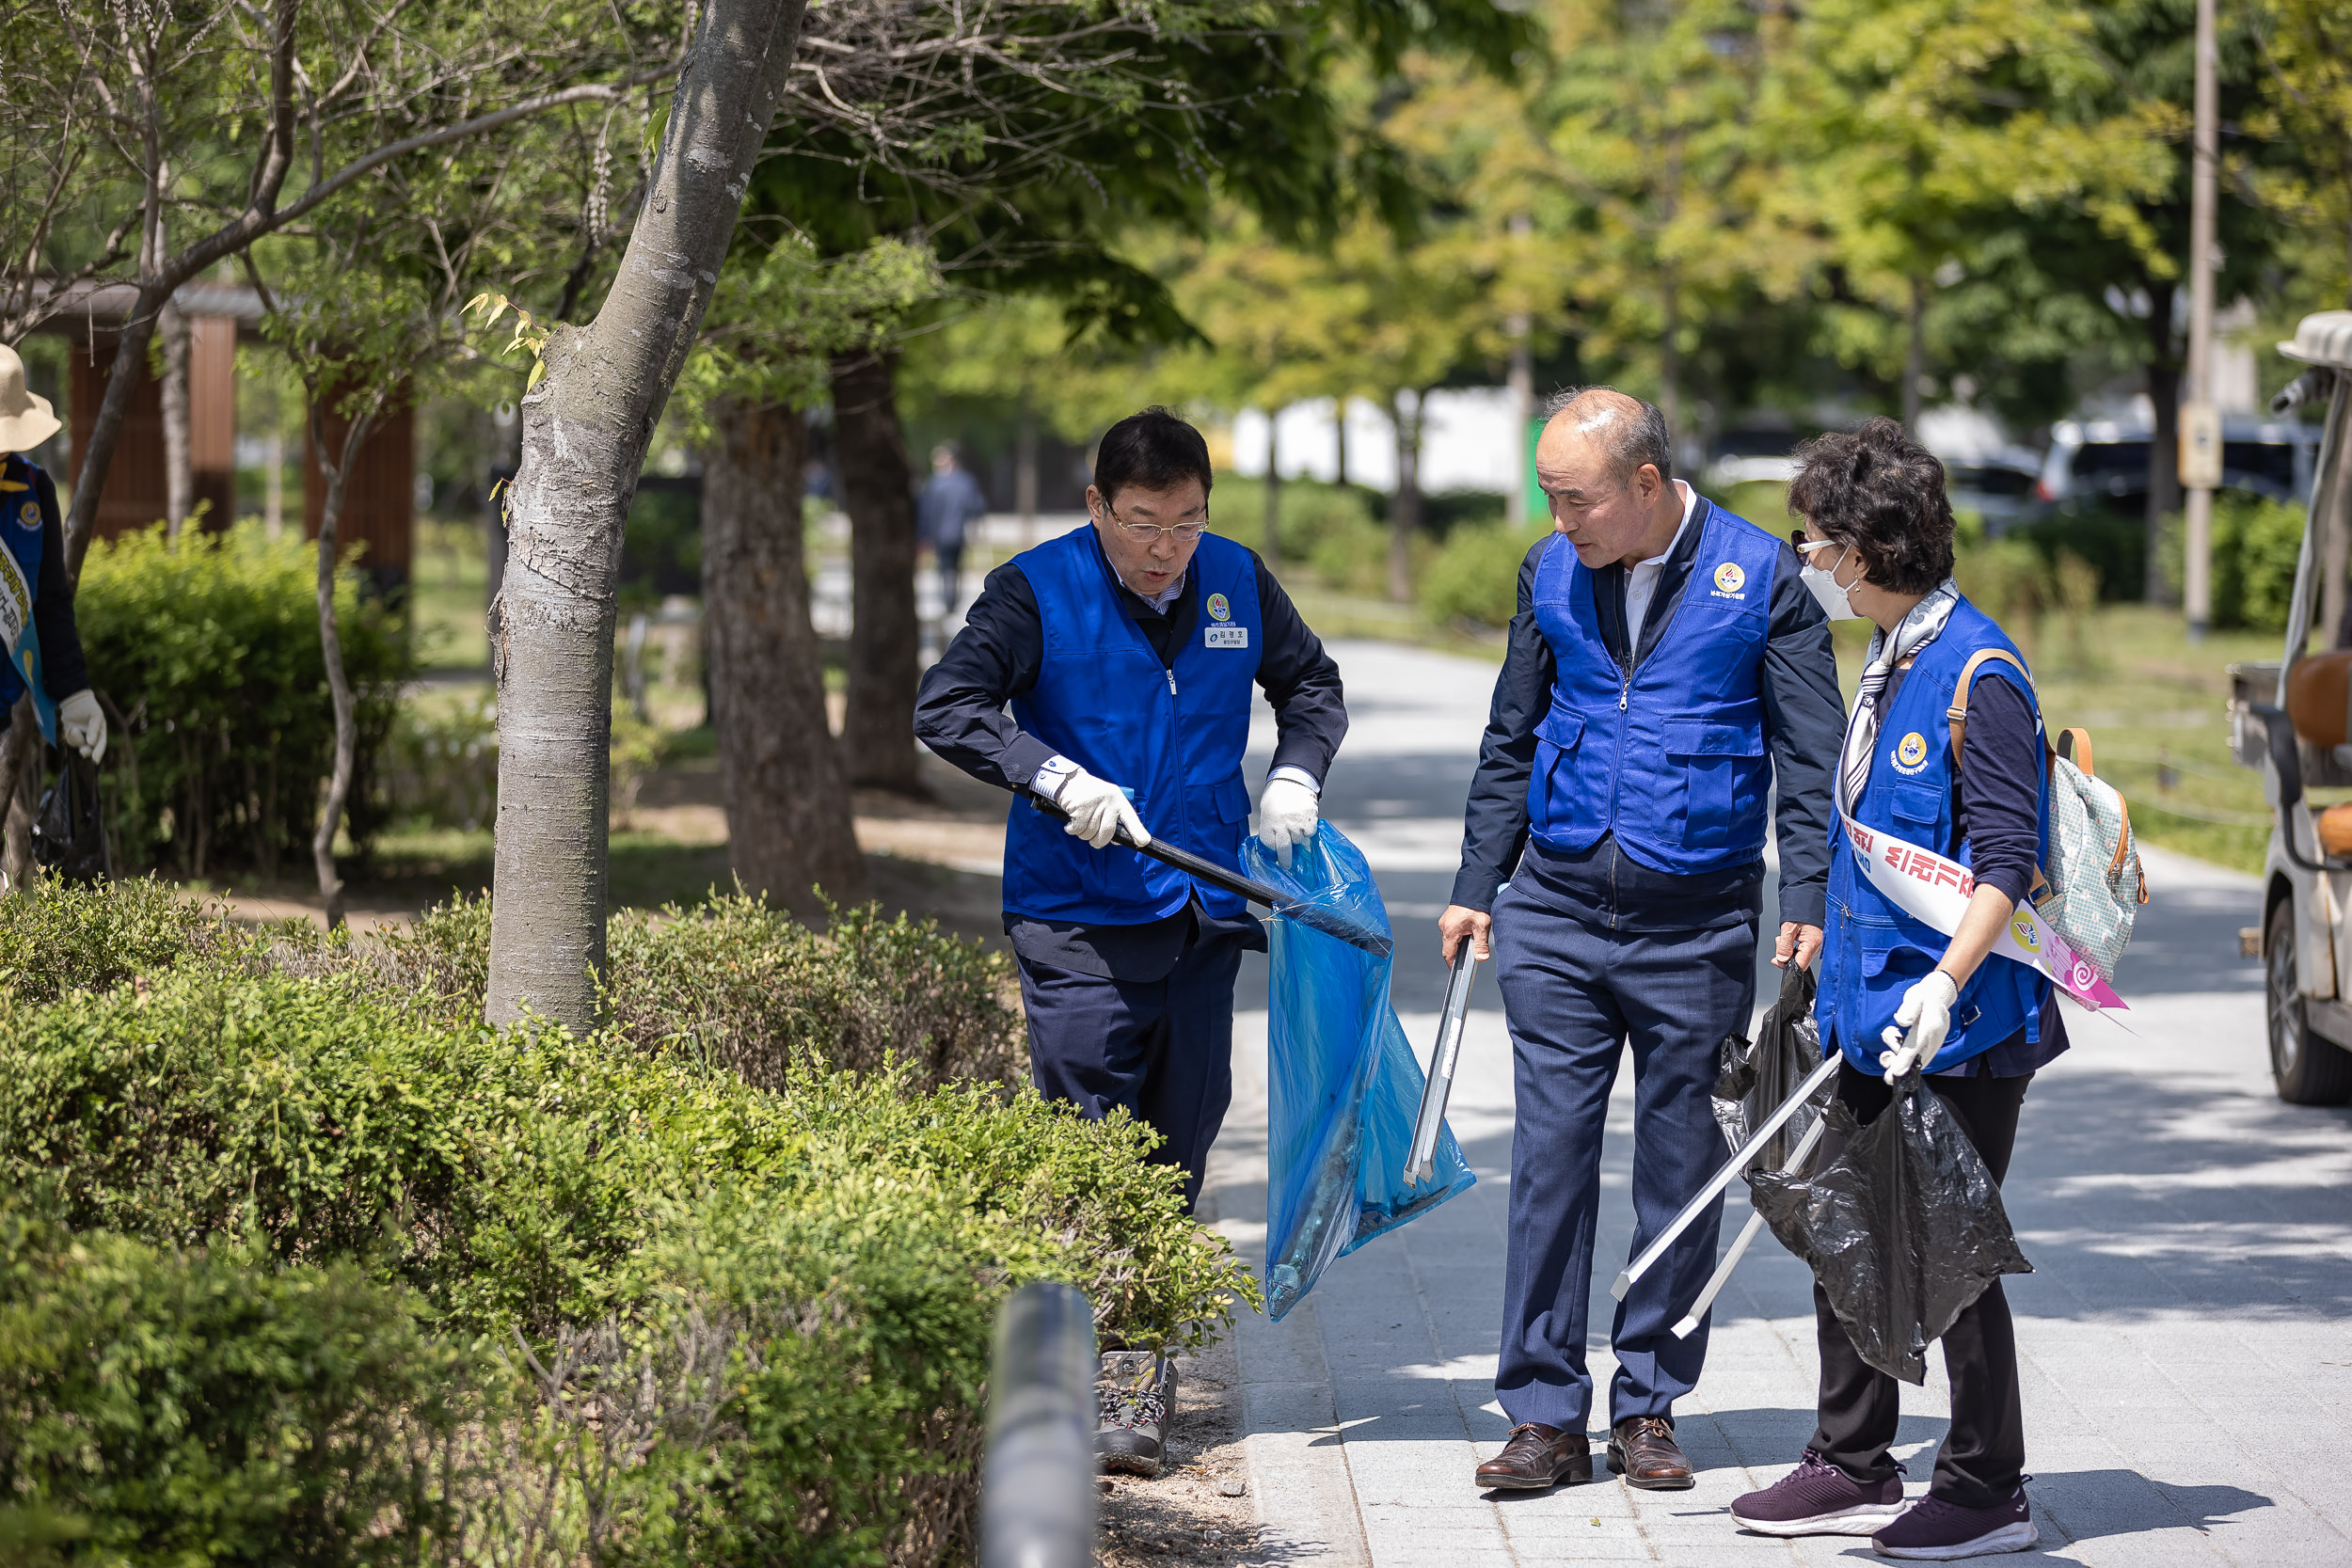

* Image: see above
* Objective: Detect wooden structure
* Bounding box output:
[302,391,414,590]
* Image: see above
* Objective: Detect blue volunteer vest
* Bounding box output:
[1525,499,1785,875]
[0,455,55,735]
[1818,594,2051,1073]
[1001,525,1262,924]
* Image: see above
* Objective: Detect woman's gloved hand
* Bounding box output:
[1256,775,1320,867]
[56,689,105,764]
[1042,762,1149,850]
[1878,970,1959,1084]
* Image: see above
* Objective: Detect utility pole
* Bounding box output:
[1505,213,1534,528]
[2180,0,2221,640]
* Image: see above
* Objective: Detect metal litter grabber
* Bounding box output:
[1612,1053,1840,1302]
[1404,942,1483,1185]
[1017,787,1393,957]
[1671,1109,1831,1338]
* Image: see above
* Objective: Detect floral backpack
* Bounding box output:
[1950,651,2148,984]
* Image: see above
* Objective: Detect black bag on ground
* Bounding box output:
[33,748,110,884]
[1713,962,1831,1172]
[1750,1080,2032,1385]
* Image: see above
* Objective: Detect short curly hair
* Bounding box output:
[1786,417,1955,595]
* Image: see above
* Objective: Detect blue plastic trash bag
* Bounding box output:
[1244,821,1475,1320]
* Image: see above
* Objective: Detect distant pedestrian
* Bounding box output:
[1730,417,2060,1560]
[1442,387,1845,1495]
[0,344,109,784]
[917,442,989,594]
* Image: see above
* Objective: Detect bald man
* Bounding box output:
[1440,388,1843,1493]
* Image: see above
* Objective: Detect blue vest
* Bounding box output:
[1001,526,1262,925]
[1818,595,2051,1073]
[1526,499,1785,875]
[0,455,54,735]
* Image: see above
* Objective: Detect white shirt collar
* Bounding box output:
[1633,480,1700,571]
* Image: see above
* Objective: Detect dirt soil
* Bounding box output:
[1097,1330,1266,1567]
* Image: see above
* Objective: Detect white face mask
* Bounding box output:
[1799,544,1866,621]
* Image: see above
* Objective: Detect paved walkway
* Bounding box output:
[1200,640,2352,1566]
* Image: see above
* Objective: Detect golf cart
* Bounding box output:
[2229,310,2352,1104]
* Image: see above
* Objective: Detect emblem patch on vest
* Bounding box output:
[1709,562,1746,599]
[1205,625,1248,649]
[1206,592,1232,622]
[1892,731,1931,775]
[15,502,35,529]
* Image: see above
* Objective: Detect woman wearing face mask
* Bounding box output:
[1729,418,2059,1560]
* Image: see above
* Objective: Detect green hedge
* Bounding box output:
[0,881,1253,1566]
[75,524,411,879]
[1422,523,1543,630]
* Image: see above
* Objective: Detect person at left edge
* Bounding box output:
[0,344,106,776]
[913,405,1345,1481]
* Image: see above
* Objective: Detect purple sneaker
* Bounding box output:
[1730,1449,1907,1537]
[1872,1489,2037,1560]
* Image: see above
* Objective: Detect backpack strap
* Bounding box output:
[1946,648,2034,768]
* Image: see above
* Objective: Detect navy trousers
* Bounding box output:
[1016,925,1246,1212]
[1491,886,1759,1432]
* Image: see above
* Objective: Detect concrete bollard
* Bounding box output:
[980,1281,1098,1568]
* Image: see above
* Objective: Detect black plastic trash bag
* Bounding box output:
[1751,1081,2032,1385]
[1713,962,1831,1172]
[32,749,108,884]
[1243,822,1474,1321]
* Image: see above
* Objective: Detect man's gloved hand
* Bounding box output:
[1256,776,1320,867]
[56,689,104,765]
[1048,765,1149,850]
[1879,970,1959,1084]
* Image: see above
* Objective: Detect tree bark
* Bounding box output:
[160,304,193,537]
[701,396,866,913]
[2144,279,2182,605]
[486,0,810,1030]
[1263,408,1282,563]
[0,696,38,895]
[308,403,373,929]
[1902,275,1928,429]
[1334,399,1349,487]
[1389,389,1422,605]
[832,348,923,794]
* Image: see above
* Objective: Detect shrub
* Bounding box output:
[1422,523,1542,630]
[0,1206,465,1566]
[0,875,223,1004]
[2208,492,2305,632]
[74,523,412,879]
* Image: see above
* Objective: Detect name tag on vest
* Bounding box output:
[1204,626,1248,649]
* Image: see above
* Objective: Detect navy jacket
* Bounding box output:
[0,455,92,721]
[1454,503,1844,930]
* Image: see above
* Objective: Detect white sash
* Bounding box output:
[1839,808,2126,1012]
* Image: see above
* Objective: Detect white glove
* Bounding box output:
[1045,764,1149,850]
[56,689,104,764]
[1879,970,1959,1084]
[1256,775,1321,867]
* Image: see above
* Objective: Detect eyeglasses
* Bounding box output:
[1104,503,1210,545]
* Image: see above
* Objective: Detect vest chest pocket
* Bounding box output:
[1529,708,1586,838]
[1662,712,1766,850]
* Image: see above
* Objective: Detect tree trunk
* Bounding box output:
[701,396,866,913]
[1263,409,1282,563]
[1389,389,1422,605]
[1902,275,1928,429]
[1334,398,1349,487]
[160,304,193,538]
[1659,263,1681,448]
[486,0,810,1030]
[0,696,38,895]
[2144,280,2182,605]
[1015,394,1039,530]
[832,348,923,795]
[308,404,372,929]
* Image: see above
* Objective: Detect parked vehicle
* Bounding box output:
[2038,413,2321,514]
[2227,309,2352,1105]
[1704,424,1810,488]
[1946,453,2044,533]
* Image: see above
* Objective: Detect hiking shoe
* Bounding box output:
[1731,1449,1907,1536]
[1873,1488,2037,1560]
[1096,1350,1176,1478]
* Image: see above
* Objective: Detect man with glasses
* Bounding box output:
[914,405,1346,1475]
[1439,388,1844,1496]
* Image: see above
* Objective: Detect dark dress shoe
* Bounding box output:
[1474,1422,1595,1491]
[1609,1415,1695,1490]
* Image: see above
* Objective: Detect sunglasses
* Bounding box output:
[1788,529,1840,559]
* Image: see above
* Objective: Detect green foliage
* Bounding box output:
[1422,524,1543,630]
[1214,478,1391,594]
[0,876,219,1004]
[379,692,498,832]
[2206,493,2307,633]
[73,524,411,879]
[0,1207,464,1566]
